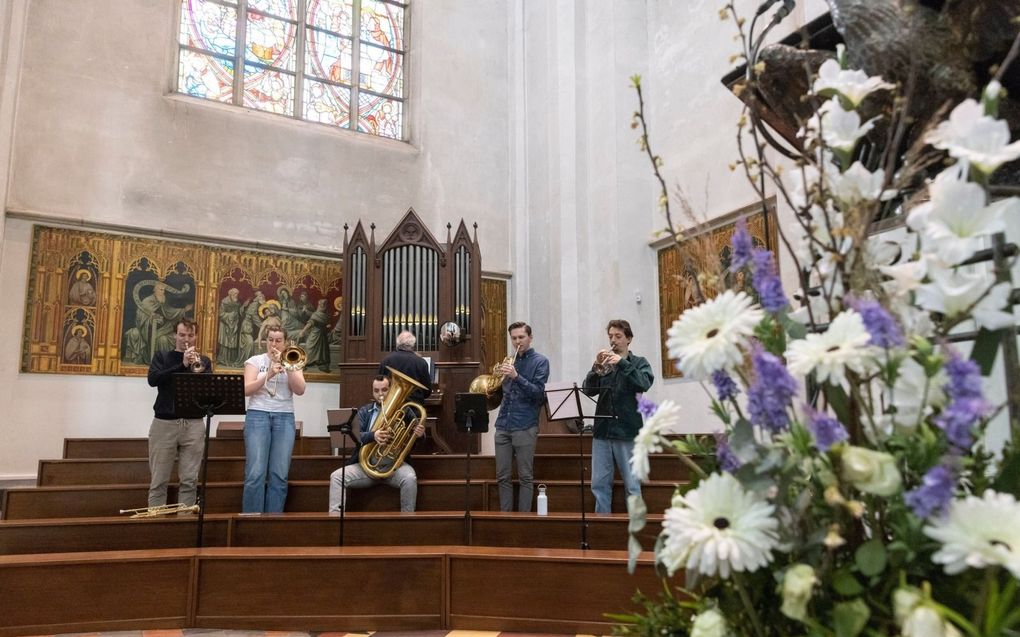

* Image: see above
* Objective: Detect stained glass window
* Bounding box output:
[176,0,407,140]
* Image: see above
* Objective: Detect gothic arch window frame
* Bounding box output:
[174,0,409,141]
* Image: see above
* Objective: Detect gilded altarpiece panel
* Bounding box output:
[22,226,342,382]
[657,203,778,380]
[480,277,509,372]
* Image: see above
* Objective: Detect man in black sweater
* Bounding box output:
[146,318,213,508]
[377,330,432,403]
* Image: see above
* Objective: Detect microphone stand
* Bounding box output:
[462,408,476,545]
[337,409,357,547]
[571,383,590,550]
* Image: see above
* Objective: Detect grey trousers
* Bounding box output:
[328,462,418,512]
[147,417,206,507]
[494,426,539,512]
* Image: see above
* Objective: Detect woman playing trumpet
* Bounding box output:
[241,325,306,513]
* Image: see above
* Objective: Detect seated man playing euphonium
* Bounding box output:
[327,375,425,513]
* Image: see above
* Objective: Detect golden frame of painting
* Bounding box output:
[656,198,779,380]
[21,225,342,382]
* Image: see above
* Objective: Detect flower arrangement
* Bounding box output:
[615,4,1020,637]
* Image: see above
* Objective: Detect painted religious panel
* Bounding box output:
[21,225,342,382]
[657,201,778,380]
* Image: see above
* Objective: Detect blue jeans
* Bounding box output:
[591,438,641,513]
[242,409,296,513]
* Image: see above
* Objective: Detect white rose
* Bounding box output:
[691,608,730,637]
[780,564,817,621]
[841,446,902,496]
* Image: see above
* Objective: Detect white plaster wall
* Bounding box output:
[0,0,511,478]
[512,0,829,435]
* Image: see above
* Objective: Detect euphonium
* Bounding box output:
[119,503,199,518]
[468,344,520,409]
[358,367,428,480]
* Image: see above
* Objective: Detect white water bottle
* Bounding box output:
[536,484,548,516]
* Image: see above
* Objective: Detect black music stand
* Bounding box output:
[455,392,489,544]
[173,372,246,548]
[326,407,359,546]
[545,381,606,550]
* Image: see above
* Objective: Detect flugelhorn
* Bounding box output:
[119,503,199,518]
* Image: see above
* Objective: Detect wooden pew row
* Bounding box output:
[0,511,665,555]
[2,480,680,520]
[38,453,687,486]
[63,433,593,459]
[0,545,662,636]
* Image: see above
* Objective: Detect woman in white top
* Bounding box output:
[241,325,306,512]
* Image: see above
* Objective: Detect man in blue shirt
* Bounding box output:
[493,322,550,512]
[327,375,425,512]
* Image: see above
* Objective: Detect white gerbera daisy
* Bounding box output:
[659,472,780,578]
[924,490,1020,579]
[631,400,682,482]
[666,290,764,380]
[786,310,876,385]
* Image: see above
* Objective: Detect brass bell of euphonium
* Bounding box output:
[469,344,520,409]
[358,367,428,480]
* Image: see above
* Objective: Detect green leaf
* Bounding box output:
[992,448,1020,498]
[780,309,807,340]
[832,569,865,596]
[729,417,759,463]
[970,327,1000,375]
[833,599,871,637]
[825,383,851,425]
[855,539,887,577]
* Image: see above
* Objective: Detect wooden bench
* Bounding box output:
[0,511,665,555]
[2,480,680,519]
[36,453,687,486]
[0,545,665,636]
[62,433,592,458]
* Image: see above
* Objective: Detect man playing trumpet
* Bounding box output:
[146,318,212,509]
[583,319,654,513]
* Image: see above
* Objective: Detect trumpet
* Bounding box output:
[184,346,206,373]
[593,347,618,376]
[119,503,200,518]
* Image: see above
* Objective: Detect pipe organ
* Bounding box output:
[340,209,483,452]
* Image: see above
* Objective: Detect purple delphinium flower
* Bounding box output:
[751,248,789,313]
[729,218,754,272]
[714,432,742,472]
[936,398,986,450]
[712,370,740,402]
[905,464,956,519]
[747,345,798,433]
[944,353,983,401]
[805,405,849,452]
[935,351,989,451]
[851,297,904,348]
[637,396,658,419]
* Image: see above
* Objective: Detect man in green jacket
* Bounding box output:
[583,319,654,513]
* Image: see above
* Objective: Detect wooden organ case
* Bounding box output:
[339,210,483,453]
